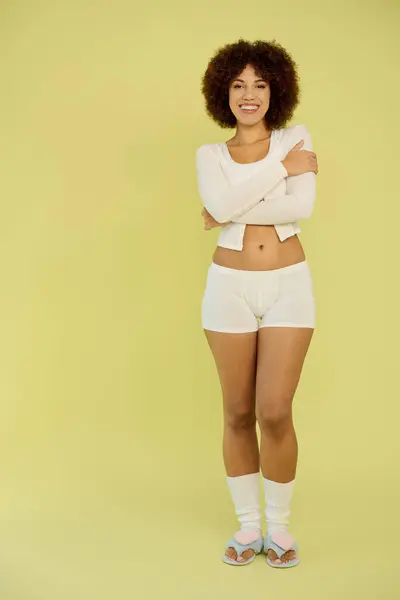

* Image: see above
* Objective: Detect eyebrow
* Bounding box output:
[233,78,266,83]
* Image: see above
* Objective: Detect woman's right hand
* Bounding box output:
[281,140,318,176]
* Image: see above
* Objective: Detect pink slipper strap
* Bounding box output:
[234,530,262,545]
[269,530,296,551]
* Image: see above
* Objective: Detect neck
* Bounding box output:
[232,121,271,146]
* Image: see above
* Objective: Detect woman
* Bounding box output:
[195,39,319,568]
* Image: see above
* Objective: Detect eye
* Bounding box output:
[232,84,267,89]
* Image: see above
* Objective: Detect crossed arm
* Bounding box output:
[196,124,316,228]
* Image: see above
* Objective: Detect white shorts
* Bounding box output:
[201,260,316,333]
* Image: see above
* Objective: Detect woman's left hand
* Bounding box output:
[201,208,230,230]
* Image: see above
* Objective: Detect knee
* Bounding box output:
[224,398,256,431]
[256,396,293,437]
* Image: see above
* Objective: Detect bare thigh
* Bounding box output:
[203,330,258,419]
[255,327,314,418]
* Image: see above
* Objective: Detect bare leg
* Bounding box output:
[255,326,314,564]
[204,329,259,562]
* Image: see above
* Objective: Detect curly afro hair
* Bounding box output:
[201,38,301,130]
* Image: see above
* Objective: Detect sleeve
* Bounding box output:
[195,144,288,223]
[231,125,316,225]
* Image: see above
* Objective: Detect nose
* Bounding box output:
[242,90,255,101]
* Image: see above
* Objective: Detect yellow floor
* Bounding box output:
[0,434,398,600]
[1,1,399,598]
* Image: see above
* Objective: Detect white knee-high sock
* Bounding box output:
[263,477,295,535]
[226,472,262,534]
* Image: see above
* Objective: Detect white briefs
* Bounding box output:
[201,260,316,333]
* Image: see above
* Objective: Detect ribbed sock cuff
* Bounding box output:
[227,472,262,532]
[263,477,295,534]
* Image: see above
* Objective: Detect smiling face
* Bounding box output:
[228,63,271,125]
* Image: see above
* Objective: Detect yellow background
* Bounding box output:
[0,1,398,598]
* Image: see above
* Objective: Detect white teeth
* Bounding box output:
[241,106,258,111]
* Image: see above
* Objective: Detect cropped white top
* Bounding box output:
[195,123,316,251]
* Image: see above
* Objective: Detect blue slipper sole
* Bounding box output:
[222,553,257,566]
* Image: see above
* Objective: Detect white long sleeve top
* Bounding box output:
[195,123,316,251]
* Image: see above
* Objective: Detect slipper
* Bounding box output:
[222,529,263,566]
[263,530,300,568]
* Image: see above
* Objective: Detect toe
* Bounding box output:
[226,547,255,563]
[282,550,296,563]
[241,549,255,562]
[225,547,237,561]
[267,549,283,564]
[267,549,278,563]
[267,547,297,564]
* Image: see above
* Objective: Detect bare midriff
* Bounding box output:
[212,135,306,272]
[212,226,305,271]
